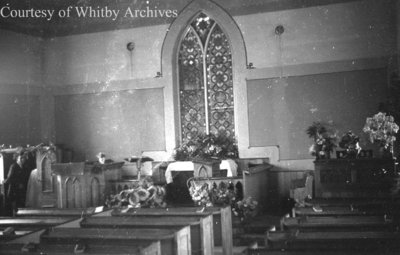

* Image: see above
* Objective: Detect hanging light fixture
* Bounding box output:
[275,25,284,78]
[127,42,135,77]
[275,25,284,36]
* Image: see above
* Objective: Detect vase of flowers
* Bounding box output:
[306,122,337,159]
[339,131,361,158]
[363,112,399,158]
[187,178,213,207]
[232,197,258,224]
[104,177,167,209]
[173,131,238,161]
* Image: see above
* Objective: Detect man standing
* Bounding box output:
[3,152,27,215]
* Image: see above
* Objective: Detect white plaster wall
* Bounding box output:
[0,29,43,86]
[37,0,398,165]
[43,25,168,86]
[43,0,396,87]
[235,0,397,68]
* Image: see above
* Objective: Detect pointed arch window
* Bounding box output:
[178,13,235,141]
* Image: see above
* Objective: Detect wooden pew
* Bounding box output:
[40,227,190,255]
[293,205,387,217]
[281,215,394,232]
[0,229,34,243]
[0,241,161,255]
[0,217,75,229]
[0,207,104,244]
[81,215,213,255]
[247,248,400,255]
[293,197,400,216]
[111,206,233,255]
[265,230,400,251]
[0,217,74,243]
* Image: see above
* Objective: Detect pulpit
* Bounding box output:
[314,158,397,198]
[25,147,58,207]
[52,162,123,208]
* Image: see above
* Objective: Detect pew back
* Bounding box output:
[0,241,162,255]
[16,208,96,218]
[81,215,214,255]
[112,206,232,255]
[41,227,190,255]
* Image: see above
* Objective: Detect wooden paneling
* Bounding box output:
[268,169,310,205]
[52,162,123,208]
[314,159,396,198]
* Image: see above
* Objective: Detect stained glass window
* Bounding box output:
[178,13,234,141]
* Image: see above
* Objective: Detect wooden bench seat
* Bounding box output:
[111,206,232,255]
[0,241,161,255]
[293,197,400,216]
[0,217,75,243]
[40,227,190,255]
[0,217,75,229]
[16,207,96,218]
[266,230,400,251]
[306,198,398,207]
[80,215,213,255]
[0,230,34,243]
[247,248,400,255]
[293,206,386,217]
[281,215,394,232]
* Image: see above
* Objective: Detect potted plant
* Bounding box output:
[173,131,238,161]
[306,122,337,159]
[363,112,399,158]
[232,197,259,223]
[338,131,361,158]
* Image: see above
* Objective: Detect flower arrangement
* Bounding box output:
[306,122,337,159]
[209,182,236,206]
[188,178,237,208]
[363,112,399,151]
[188,180,213,207]
[174,131,238,161]
[339,131,361,158]
[232,197,258,222]
[187,178,258,221]
[105,178,167,208]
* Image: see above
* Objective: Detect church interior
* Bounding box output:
[1,0,400,254]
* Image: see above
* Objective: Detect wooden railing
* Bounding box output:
[189,163,272,211]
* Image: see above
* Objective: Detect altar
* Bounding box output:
[165,159,238,184]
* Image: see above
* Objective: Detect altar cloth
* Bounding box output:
[165,159,237,184]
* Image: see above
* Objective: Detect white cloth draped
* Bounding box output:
[165,159,237,184]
